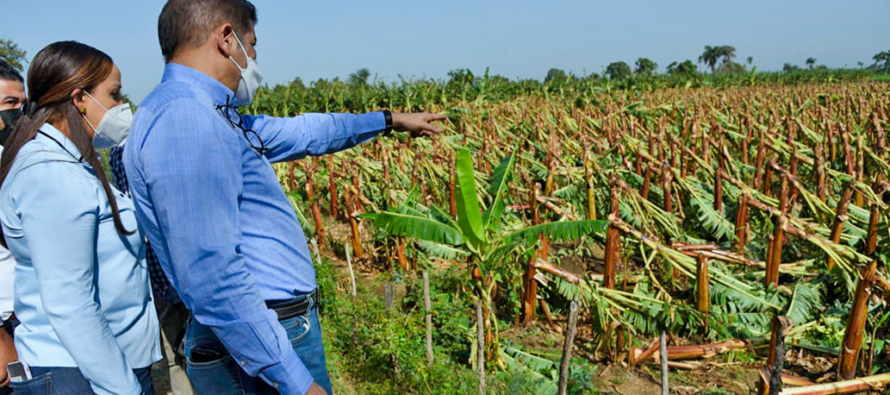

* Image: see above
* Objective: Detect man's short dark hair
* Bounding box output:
[0,60,24,83]
[158,0,257,62]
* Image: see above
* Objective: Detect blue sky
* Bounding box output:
[3,0,888,103]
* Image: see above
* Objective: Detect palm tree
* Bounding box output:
[362,149,607,360]
[720,46,736,65]
[746,56,753,66]
[806,57,817,69]
[698,46,719,73]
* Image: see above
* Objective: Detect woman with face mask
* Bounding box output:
[0,41,161,395]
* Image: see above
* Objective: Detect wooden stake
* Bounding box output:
[476,299,486,395]
[660,330,669,395]
[345,243,357,299]
[423,270,434,367]
[558,301,580,395]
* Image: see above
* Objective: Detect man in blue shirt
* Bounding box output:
[125,1,445,394]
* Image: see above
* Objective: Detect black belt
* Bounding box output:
[265,289,319,321]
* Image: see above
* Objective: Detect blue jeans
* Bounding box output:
[185,296,331,395]
[9,366,153,395]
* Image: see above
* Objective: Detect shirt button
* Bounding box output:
[273,383,280,389]
[240,360,247,366]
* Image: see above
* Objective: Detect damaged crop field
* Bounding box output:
[248,74,890,394]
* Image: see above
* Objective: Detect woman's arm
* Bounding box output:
[15,162,141,395]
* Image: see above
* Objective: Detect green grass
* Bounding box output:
[315,258,598,395]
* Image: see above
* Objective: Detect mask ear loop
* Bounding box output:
[221,32,249,72]
[80,91,109,134]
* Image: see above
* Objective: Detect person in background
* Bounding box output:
[0,41,161,395]
[111,143,194,395]
[0,59,25,394]
[126,1,445,394]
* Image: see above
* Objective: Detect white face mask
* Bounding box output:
[83,91,132,149]
[227,31,263,106]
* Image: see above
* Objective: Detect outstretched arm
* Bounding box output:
[141,100,317,394]
[246,111,446,163]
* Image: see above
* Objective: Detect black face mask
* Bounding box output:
[0,108,22,147]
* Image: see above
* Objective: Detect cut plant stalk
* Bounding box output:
[305,160,326,248]
[344,187,363,258]
[714,145,725,212]
[636,339,747,361]
[522,183,541,325]
[604,183,621,290]
[837,259,878,380]
[328,158,339,218]
[696,254,710,331]
[762,315,792,395]
[827,187,854,271]
[735,194,749,254]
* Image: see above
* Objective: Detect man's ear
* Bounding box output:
[215,23,237,58]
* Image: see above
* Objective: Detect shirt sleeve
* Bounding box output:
[140,100,313,394]
[245,111,387,163]
[14,162,141,395]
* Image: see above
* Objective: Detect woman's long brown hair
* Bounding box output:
[0,41,132,247]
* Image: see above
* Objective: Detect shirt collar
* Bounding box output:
[161,63,237,106]
[37,123,82,159]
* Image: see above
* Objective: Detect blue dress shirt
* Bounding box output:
[0,124,161,395]
[124,63,385,394]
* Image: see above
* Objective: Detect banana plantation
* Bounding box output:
[247,75,889,395]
